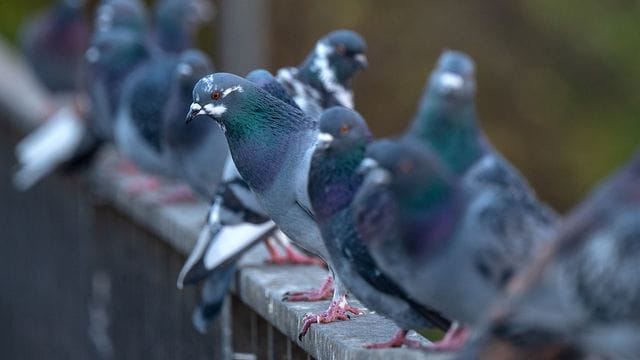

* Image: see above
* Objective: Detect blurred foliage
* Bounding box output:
[2,0,639,211]
[269,0,640,211]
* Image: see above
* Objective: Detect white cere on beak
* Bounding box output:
[356,158,378,174]
[222,85,244,98]
[96,5,114,32]
[85,47,100,63]
[438,72,464,91]
[204,103,227,117]
[368,168,392,186]
[317,132,334,143]
[177,64,193,77]
[190,103,202,112]
[354,53,368,67]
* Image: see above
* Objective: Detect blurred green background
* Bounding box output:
[2,0,639,211]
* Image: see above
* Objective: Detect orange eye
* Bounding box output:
[211,91,222,100]
[398,160,413,174]
[336,44,346,55]
[339,124,350,134]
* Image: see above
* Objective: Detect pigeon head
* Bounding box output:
[428,50,476,103]
[316,107,371,153]
[187,72,307,133]
[85,29,148,72]
[317,30,368,82]
[95,0,148,34]
[175,49,214,91]
[408,49,483,174]
[363,140,455,208]
[299,29,367,107]
[155,0,213,52]
[309,107,372,220]
[245,69,277,88]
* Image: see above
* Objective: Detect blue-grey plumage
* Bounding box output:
[188,73,372,339]
[276,29,367,120]
[13,5,150,190]
[164,50,227,199]
[152,0,213,54]
[94,0,149,35]
[308,107,451,346]
[191,261,235,334]
[85,8,150,144]
[354,135,555,333]
[352,50,557,328]
[114,48,227,199]
[180,31,368,333]
[19,0,90,92]
[463,150,640,360]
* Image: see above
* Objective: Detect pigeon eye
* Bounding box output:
[336,44,346,55]
[339,124,350,135]
[211,91,222,100]
[398,160,413,174]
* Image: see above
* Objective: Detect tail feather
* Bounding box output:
[13,105,86,190]
[177,202,276,288]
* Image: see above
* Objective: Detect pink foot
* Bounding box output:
[116,159,140,176]
[282,276,334,302]
[425,325,469,352]
[125,176,161,195]
[264,238,325,266]
[298,295,363,340]
[364,329,423,349]
[154,184,197,204]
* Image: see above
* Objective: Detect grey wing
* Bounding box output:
[468,188,557,290]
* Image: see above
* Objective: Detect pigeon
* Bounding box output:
[14,4,150,190]
[459,149,640,360]
[152,0,214,54]
[179,29,368,332]
[94,0,148,35]
[19,0,90,92]
[353,51,558,350]
[187,72,364,340]
[114,48,227,199]
[276,29,367,120]
[308,107,451,347]
[176,69,304,332]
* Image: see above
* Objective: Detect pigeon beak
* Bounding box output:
[186,103,204,124]
[357,157,378,175]
[316,132,334,150]
[363,168,391,186]
[354,54,368,68]
[186,102,228,123]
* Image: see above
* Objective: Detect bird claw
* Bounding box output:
[297,297,361,340]
[363,329,422,349]
[424,325,469,352]
[282,276,334,302]
[264,240,325,266]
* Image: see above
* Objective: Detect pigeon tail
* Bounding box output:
[177,205,276,288]
[13,105,86,190]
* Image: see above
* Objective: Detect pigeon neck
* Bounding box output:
[298,50,354,109]
[411,100,484,175]
[224,97,315,193]
[309,144,367,221]
[401,185,463,259]
[155,22,191,53]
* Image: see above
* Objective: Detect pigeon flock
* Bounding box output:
[14,1,640,359]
